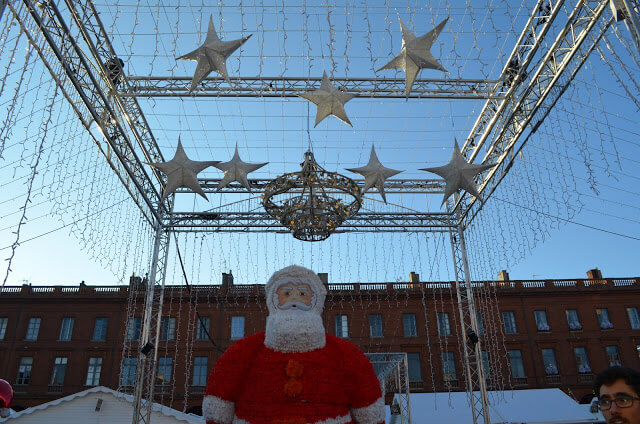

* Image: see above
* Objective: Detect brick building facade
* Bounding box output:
[1,271,639,415]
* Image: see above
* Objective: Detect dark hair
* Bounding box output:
[594,366,640,397]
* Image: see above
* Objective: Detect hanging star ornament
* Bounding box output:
[150,139,219,201]
[214,144,267,191]
[346,146,402,203]
[377,17,448,96]
[420,140,496,206]
[177,15,252,92]
[298,71,356,127]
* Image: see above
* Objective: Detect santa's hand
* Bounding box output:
[203,395,235,424]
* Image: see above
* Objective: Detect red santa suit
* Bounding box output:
[203,265,384,424]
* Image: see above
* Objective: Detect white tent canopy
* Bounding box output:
[0,386,204,424]
[388,389,603,424]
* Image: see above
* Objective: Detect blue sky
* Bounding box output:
[1,1,639,286]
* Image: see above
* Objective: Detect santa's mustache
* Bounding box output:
[278,301,312,311]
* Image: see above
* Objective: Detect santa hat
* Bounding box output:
[265,265,327,316]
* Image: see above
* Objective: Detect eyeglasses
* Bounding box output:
[597,396,640,411]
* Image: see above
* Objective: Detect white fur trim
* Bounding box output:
[264,310,326,352]
[232,413,352,424]
[351,396,385,424]
[203,395,235,424]
[265,265,327,316]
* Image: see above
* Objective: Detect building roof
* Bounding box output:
[389,389,603,424]
[0,386,204,423]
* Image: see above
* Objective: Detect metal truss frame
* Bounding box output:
[9,0,167,225]
[192,178,445,194]
[458,0,613,226]
[367,353,411,424]
[448,208,491,424]
[132,218,172,424]
[169,211,455,233]
[4,1,624,424]
[124,76,502,100]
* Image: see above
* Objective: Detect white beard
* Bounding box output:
[264,310,326,352]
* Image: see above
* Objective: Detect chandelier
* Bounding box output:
[262,151,362,241]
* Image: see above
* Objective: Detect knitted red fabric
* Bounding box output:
[204,332,382,424]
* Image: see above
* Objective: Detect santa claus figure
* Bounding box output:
[203,265,385,424]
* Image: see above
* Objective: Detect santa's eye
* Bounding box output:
[284,291,290,296]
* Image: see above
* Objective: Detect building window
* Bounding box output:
[566,309,582,330]
[231,316,244,340]
[403,313,417,337]
[534,310,550,331]
[476,311,484,336]
[50,357,67,386]
[120,358,137,386]
[25,317,41,341]
[0,317,7,340]
[335,315,349,338]
[126,317,141,341]
[369,314,383,338]
[157,357,172,384]
[508,350,526,378]
[407,353,422,382]
[160,317,176,341]
[197,317,210,341]
[86,357,102,386]
[606,345,622,367]
[481,351,491,379]
[627,307,640,330]
[442,352,457,381]
[574,347,591,373]
[502,311,517,334]
[93,317,108,341]
[16,357,33,385]
[59,317,74,341]
[192,357,208,386]
[596,308,614,329]
[541,348,558,375]
[437,313,451,336]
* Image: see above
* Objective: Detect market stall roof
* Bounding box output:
[388,389,603,424]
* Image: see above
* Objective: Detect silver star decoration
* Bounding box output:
[346,146,402,203]
[377,17,448,96]
[420,140,495,205]
[298,71,356,127]
[177,15,252,92]
[150,138,219,201]
[214,144,268,191]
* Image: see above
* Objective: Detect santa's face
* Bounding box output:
[276,282,313,311]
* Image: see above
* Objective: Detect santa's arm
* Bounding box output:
[203,335,261,424]
[343,343,385,424]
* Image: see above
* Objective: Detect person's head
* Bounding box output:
[264,265,327,352]
[595,366,640,424]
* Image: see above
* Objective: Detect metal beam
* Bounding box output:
[184,178,445,194]
[168,211,455,233]
[124,76,502,100]
[459,0,611,225]
[63,0,167,189]
[14,0,165,224]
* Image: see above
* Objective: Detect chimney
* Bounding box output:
[222,270,234,287]
[317,272,329,289]
[409,272,420,283]
[587,268,603,279]
[498,270,510,281]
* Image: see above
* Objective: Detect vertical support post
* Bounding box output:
[449,220,490,424]
[132,215,171,424]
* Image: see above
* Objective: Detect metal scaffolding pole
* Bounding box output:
[132,214,172,424]
[449,217,490,424]
[620,0,640,53]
